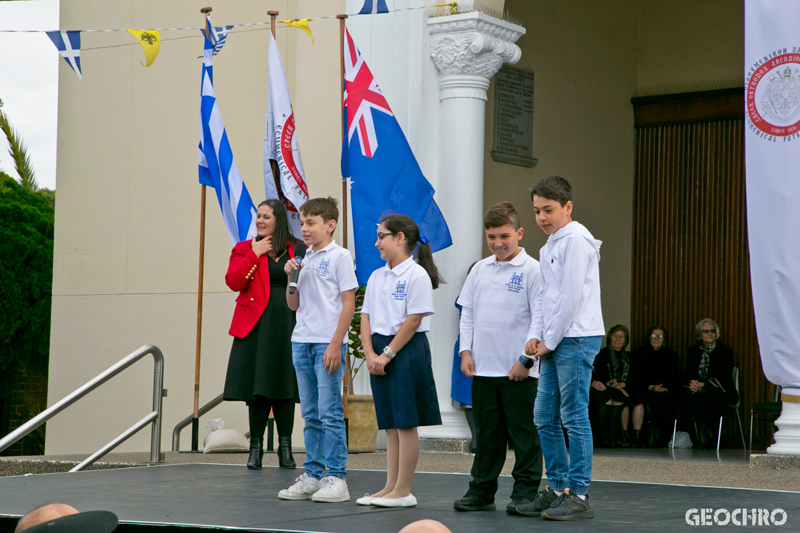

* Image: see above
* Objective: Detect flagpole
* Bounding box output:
[337,14,352,412]
[268,10,278,37]
[337,14,349,252]
[191,5,214,453]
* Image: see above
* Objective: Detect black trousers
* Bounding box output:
[467,376,543,502]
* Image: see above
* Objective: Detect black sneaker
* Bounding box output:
[506,497,532,515]
[541,489,594,521]
[453,495,496,512]
[515,486,558,517]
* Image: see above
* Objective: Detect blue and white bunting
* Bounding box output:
[198,30,257,245]
[358,0,389,15]
[46,31,82,82]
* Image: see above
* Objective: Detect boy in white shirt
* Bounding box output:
[280,197,358,503]
[452,202,543,515]
[520,176,604,521]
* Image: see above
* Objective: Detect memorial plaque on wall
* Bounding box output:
[491,66,536,167]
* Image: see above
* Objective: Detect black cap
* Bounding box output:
[22,511,118,533]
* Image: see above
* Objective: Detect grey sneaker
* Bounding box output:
[278,473,321,500]
[541,489,594,521]
[311,476,350,503]
[516,486,558,517]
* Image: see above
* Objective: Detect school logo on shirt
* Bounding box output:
[315,258,331,277]
[506,272,524,293]
[392,280,407,301]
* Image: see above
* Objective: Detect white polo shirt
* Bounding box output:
[292,240,359,344]
[457,248,541,378]
[362,257,434,335]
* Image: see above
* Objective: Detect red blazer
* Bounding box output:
[226,240,295,339]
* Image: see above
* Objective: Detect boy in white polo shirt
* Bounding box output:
[453,202,543,515]
[280,197,358,503]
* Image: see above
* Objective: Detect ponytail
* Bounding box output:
[380,214,444,289]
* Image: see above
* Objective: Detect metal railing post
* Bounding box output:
[0,345,165,470]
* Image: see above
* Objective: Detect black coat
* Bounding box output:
[682,342,738,406]
[632,345,680,394]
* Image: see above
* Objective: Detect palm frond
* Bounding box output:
[0,108,38,192]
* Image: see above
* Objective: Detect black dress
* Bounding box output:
[677,343,737,423]
[223,254,299,403]
[590,348,643,407]
[633,345,680,428]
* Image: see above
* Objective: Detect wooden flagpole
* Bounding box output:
[337,14,352,412]
[337,14,349,252]
[192,6,213,453]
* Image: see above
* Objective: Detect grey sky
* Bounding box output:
[0,0,59,190]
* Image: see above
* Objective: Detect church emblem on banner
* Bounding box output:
[746,51,800,140]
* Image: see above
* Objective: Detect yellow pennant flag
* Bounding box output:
[281,19,314,44]
[127,30,161,67]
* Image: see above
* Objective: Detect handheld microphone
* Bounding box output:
[289,243,307,294]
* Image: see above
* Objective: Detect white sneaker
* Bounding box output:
[311,476,350,503]
[278,473,321,500]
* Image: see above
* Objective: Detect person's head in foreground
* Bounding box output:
[16,504,118,533]
[398,519,453,533]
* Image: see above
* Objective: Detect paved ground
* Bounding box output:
[2,448,797,492]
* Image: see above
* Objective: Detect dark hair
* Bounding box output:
[530,176,572,206]
[606,324,630,350]
[484,201,521,230]
[257,199,300,256]
[300,197,339,226]
[649,325,669,347]
[380,214,444,289]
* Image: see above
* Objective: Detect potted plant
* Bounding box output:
[344,285,378,452]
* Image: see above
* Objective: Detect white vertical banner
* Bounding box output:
[745,0,800,391]
[264,32,309,238]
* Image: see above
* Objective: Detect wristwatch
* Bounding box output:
[383,346,396,360]
[519,356,534,369]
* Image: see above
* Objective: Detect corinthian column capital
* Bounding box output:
[427,11,526,100]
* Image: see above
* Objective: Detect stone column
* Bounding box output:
[768,389,800,455]
[421,12,525,440]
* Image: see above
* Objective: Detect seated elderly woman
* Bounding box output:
[590,325,645,447]
[633,326,680,447]
[676,318,738,449]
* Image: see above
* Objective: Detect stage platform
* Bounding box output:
[0,463,797,532]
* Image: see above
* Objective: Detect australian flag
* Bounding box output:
[341,28,452,284]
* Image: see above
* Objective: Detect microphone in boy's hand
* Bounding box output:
[289,244,307,294]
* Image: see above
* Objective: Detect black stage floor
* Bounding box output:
[0,464,797,532]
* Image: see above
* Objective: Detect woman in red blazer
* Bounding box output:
[223,199,300,470]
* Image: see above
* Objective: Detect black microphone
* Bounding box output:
[289,243,307,294]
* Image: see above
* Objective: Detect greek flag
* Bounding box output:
[46,31,82,82]
[198,30,257,245]
[199,22,234,57]
[358,0,389,14]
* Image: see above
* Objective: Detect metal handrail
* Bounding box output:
[172,393,224,451]
[0,345,165,471]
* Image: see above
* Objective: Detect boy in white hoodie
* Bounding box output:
[516,176,604,521]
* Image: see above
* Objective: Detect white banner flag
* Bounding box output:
[264,32,309,238]
[745,0,800,390]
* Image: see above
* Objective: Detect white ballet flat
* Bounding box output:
[371,494,417,508]
[356,494,375,506]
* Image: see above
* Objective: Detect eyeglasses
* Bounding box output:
[702,329,717,334]
[376,232,395,244]
[650,334,664,339]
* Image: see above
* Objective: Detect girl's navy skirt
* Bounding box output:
[370,332,442,430]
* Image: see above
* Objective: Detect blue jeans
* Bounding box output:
[291,342,348,479]
[533,336,602,495]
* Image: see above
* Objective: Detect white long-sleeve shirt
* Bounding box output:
[457,249,541,377]
[532,221,605,350]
